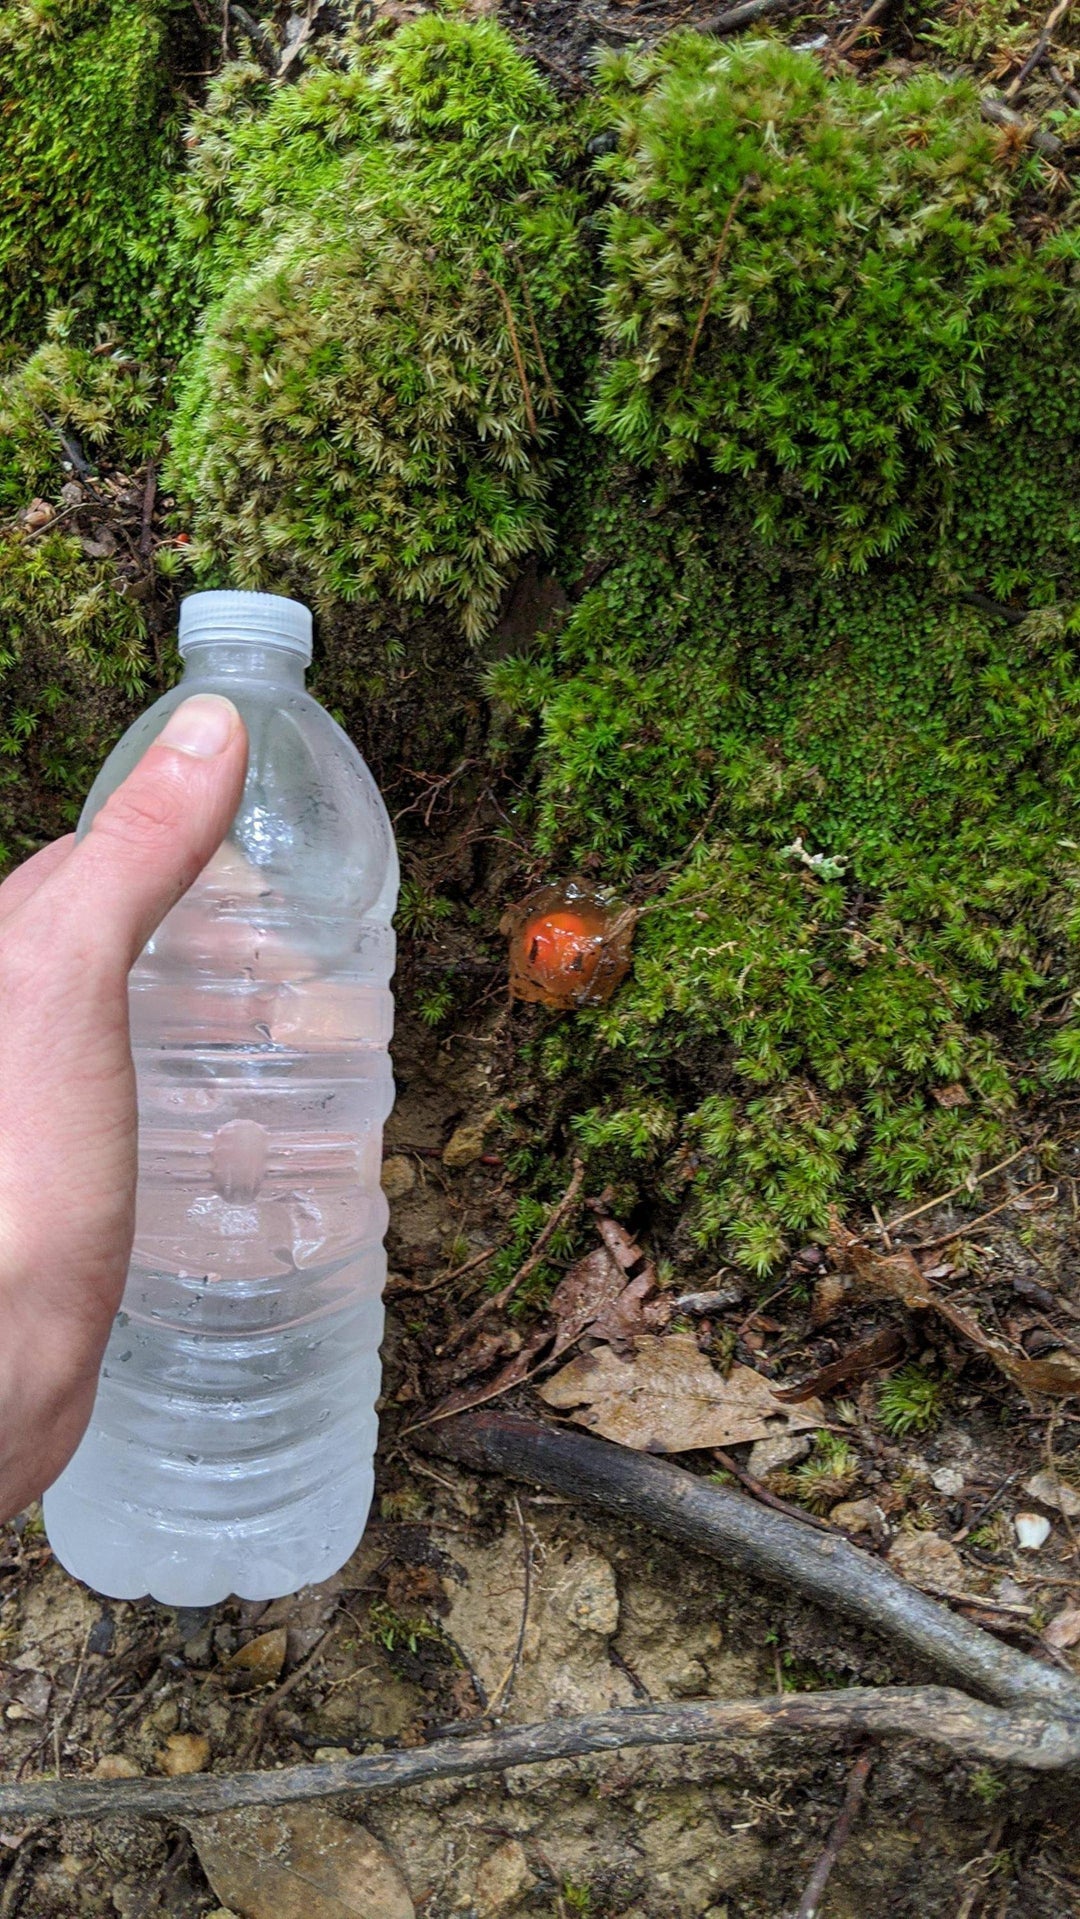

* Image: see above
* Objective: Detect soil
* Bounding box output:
[6,2,1080,1916]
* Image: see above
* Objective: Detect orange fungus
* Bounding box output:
[501,882,635,1008]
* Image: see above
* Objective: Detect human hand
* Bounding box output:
[0,695,248,1521]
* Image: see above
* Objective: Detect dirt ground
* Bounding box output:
[5,996,1080,1916]
[6,1,1080,1914]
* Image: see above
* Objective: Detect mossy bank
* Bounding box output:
[3,0,1080,1276]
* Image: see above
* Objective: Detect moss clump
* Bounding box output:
[590,36,1073,570]
[0,318,166,511]
[492,457,1080,1268]
[0,0,187,351]
[489,35,1080,1271]
[0,528,148,864]
[168,17,586,636]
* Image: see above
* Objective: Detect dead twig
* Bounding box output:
[486,1495,532,1718]
[834,0,891,58]
[699,0,800,31]
[387,1245,497,1298]
[713,1447,835,1536]
[238,1615,342,1764]
[507,251,558,413]
[3,1686,1080,1820]
[681,177,754,383]
[953,1471,1021,1545]
[873,1147,1036,1239]
[792,1747,874,1919]
[440,1158,585,1356]
[1005,0,1072,100]
[980,93,1064,157]
[422,1412,1080,1720]
[139,461,156,562]
[910,1181,1051,1255]
[483,273,538,437]
[228,3,278,71]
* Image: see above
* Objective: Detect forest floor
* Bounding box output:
[6,0,1080,1914]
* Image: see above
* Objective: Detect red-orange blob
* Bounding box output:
[502,882,635,1008]
[521,910,602,988]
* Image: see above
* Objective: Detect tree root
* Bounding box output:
[0,1687,1078,1821]
[420,1412,1080,1720]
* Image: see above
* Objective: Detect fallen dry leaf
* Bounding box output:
[190,1807,414,1919]
[539,1335,823,1452]
[1044,1605,1080,1650]
[887,1531,967,1595]
[832,1218,1080,1396]
[1023,1470,1080,1519]
[549,1247,669,1359]
[222,1627,287,1690]
[775,1326,904,1403]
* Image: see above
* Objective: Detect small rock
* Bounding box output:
[442,1119,489,1169]
[381,1156,417,1201]
[1023,1470,1080,1518]
[1014,1511,1052,1551]
[811,1274,847,1325]
[565,1558,620,1636]
[474,1840,535,1915]
[147,1698,179,1735]
[747,1432,811,1477]
[313,1746,352,1762]
[93,1755,142,1780]
[995,1578,1028,1606]
[830,1497,884,1536]
[930,1466,965,1497]
[676,1285,745,1315]
[155,1731,211,1776]
[21,498,53,531]
[222,1627,287,1689]
[888,1531,967,1594]
[1044,1605,1080,1650]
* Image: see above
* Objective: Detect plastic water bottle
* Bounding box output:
[43,592,398,1605]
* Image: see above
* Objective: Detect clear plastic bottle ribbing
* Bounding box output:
[43,592,398,1604]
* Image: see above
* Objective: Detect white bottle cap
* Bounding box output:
[179,590,313,662]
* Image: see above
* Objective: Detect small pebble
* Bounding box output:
[1014,1511,1052,1551]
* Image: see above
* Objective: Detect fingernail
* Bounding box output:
[159,695,239,759]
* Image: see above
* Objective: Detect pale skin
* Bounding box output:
[0,694,248,1522]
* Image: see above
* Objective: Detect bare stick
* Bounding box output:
[792,1748,874,1919]
[834,0,891,58]
[441,1159,585,1355]
[699,0,800,32]
[484,274,539,438]
[980,94,1064,156]
[910,1180,1050,1254]
[713,1447,835,1536]
[3,1687,1080,1821]
[1005,0,1072,100]
[681,179,753,382]
[422,1413,1080,1720]
[874,1145,1035,1238]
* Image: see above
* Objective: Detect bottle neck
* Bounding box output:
[180,639,308,689]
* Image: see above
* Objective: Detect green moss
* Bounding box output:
[0,0,188,350]
[0,527,149,865]
[167,17,587,636]
[590,35,1072,571]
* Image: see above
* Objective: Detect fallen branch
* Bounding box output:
[980,93,1064,156]
[793,1748,874,1919]
[1005,0,1071,100]
[834,0,891,58]
[699,0,800,30]
[2,1687,1079,1821]
[421,1413,1080,1719]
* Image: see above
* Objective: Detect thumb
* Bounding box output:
[50,694,249,971]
